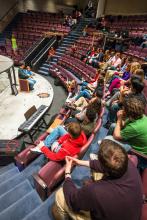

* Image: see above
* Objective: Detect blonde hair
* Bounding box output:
[130,62,141,74]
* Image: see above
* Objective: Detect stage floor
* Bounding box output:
[0,68,54,139]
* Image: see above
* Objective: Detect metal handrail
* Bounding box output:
[32,37,56,67]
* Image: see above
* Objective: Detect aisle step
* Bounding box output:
[0,190,42,220]
[40,67,49,71]
[0,180,33,212]
[22,194,55,220]
[0,166,19,183]
[0,173,25,196]
[0,163,15,175]
[38,70,49,76]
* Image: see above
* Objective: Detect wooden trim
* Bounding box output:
[33,173,48,201]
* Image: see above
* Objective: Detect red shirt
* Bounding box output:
[41,131,87,161]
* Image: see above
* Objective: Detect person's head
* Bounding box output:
[99,70,106,77]
[67,122,81,139]
[122,94,145,120]
[20,63,25,69]
[95,89,103,99]
[12,34,15,39]
[105,50,110,55]
[115,52,121,58]
[134,69,144,81]
[99,48,103,53]
[125,63,131,72]
[126,57,132,64]
[130,75,144,94]
[98,75,104,86]
[130,62,141,74]
[85,107,96,122]
[110,51,115,57]
[26,66,31,70]
[98,140,128,179]
[89,98,102,114]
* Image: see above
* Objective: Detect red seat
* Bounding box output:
[142,169,147,198]
[33,134,95,200]
[141,204,147,220]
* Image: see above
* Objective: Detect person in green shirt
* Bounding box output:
[105,94,147,155]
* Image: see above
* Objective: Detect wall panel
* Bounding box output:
[104,0,147,15]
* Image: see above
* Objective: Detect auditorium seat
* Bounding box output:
[141,204,147,220]
[33,133,95,200]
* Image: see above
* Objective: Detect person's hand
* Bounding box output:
[117,110,125,120]
[120,80,125,86]
[120,86,129,95]
[112,100,119,105]
[66,156,82,166]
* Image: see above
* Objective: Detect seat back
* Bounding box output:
[141,204,147,220]
[19,79,30,92]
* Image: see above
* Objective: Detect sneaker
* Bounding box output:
[90,153,98,160]
[30,146,42,153]
[98,140,102,145]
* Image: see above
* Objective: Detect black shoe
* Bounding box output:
[104,121,111,129]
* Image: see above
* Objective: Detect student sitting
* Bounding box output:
[105,75,145,126]
[18,64,36,90]
[31,122,87,161]
[52,140,142,220]
[66,107,97,138]
[106,94,147,155]
[47,47,55,62]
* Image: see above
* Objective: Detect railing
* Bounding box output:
[23,37,45,63]
[31,37,57,72]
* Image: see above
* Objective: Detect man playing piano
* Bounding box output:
[31,122,87,161]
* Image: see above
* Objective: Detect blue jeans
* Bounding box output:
[44,126,67,148]
[109,103,120,123]
[104,135,131,152]
[75,89,91,100]
[28,78,36,89]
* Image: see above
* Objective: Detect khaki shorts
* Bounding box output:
[55,188,91,220]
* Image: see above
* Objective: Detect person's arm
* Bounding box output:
[63,178,94,212]
[66,156,103,172]
[63,157,95,212]
[41,147,68,161]
[113,110,124,140]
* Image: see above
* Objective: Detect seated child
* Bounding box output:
[31,122,87,161]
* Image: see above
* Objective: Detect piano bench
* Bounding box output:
[19,79,30,92]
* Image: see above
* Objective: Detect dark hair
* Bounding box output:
[89,98,102,114]
[130,76,144,94]
[95,89,103,99]
[86,107,96,122]
[98,140,128,178]
[123,94,145,120]
[68,122,81,138]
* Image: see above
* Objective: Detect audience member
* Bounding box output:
[106,94,147,154]
[47,47,55,62]
[31,122,87,161]
[52,140,142,220]
[11,34,17,55]
[18,64,36,90]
